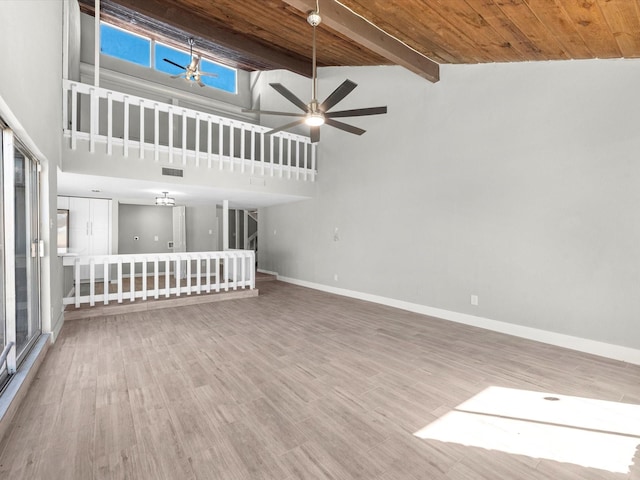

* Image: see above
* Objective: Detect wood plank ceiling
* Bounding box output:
[83,0,640,79]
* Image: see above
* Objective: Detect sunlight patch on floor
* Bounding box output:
[413,386,640,474]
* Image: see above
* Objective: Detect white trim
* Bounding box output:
[277,275,640,366]
[51,310,65,342]
[257,268,279,276]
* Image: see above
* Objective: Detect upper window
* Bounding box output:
[155,43,237,94]
[100,22,237,95]
[100,23,151,67]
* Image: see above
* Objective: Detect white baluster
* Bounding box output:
[123,96,130,157]
[261,132,266,176]
[89,87,98,153]
[182,109,187,165]
[206,256,211,293]
[103,260,109,304]
[250,127,256,175]
[303,140,308,182]
[74,258,81,308]
[278,136,283,178]
[176,257,181,296]
[311,143,317,182]
[168,107,174,163]
[154,103,160,162]
[240,125,246,173]
[195,113,201,167]
[90,259,96,306]
[142,260,147,301]
[215,256,221,293]
[186,256,191,295]
[107,91,113,155]
[229,122,235,172]
[218,122,224,170]
[154,258,159,299]
[207,118,212,168]
[270,135,275,177]
[165,259,170,298]
[287,136,292,179]
[70,82,77,150]
[139,100,145,159]
[117,259,123,303]
[196,255,202,294]
[129,259,135,302]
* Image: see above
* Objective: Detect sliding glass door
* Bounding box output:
[13,147,41,361]
[0,131,5,384]
[1,125,41,384]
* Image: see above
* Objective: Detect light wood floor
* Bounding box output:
[1,281,639,479]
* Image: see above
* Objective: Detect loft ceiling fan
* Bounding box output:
[163,37,217,87]
[243,6,387,143]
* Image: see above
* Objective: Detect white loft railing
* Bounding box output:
[62,250,255,308]
[62,80,317,181]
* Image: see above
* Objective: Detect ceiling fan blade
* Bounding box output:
[326,106,387,118]
[266,118,307,136]
[310,126,320,143]
[270,83,308,112]
[199,72,218,78]
[198,80,206,87]
[164,58,186,70]
[320,80,357,112]
[170,74,185,79]
[242,109,306,117]
[325,118,366,136]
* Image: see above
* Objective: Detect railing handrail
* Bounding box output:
[63,249,255,308]
[63,79,312,144]
[62,249,250,266]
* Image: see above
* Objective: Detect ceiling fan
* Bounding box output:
[243,7,387,143]
[163,38,217,87]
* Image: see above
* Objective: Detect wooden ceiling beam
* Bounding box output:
[282,0,440,83]
[95,0,313,77]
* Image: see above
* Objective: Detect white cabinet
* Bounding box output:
[62,196,112,279]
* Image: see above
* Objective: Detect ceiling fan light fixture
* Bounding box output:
[155,191,176,206]
[305,112,325,126]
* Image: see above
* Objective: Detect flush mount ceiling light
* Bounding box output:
[155,191,175,206]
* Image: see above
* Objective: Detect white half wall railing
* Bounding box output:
[62,80,317,181]
[62,250,255,308]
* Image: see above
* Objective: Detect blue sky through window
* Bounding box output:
[155,43,237,94]
[100,23,151,67]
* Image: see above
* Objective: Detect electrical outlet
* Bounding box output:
[471,294,479,306]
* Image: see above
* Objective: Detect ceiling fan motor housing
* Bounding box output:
[307,11,321,27]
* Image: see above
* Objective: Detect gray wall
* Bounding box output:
[257,61,640,351]
[0,0,65,335]
[119,203,218,253]
[186,205,218,252]
[118,204,173,254]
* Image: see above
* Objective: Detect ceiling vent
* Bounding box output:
[162,167,183,177]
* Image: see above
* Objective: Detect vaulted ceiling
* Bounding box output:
[82,0,640,83]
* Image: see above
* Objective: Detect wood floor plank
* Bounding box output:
[0,280,638,479]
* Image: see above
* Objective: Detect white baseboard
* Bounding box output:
[277,275,640,366]
[257,268,279,276]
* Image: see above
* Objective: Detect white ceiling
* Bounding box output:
[57,170,309,209]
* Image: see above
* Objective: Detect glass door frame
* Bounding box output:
[2,128,17,374]
[0,127,42,379]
